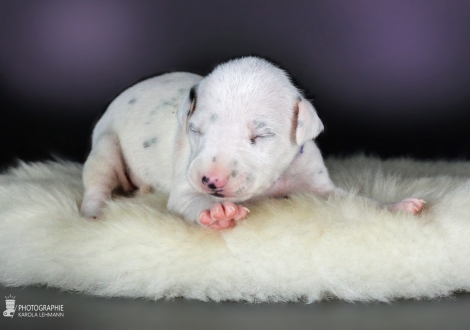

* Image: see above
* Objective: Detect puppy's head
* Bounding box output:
[177,57,323,201]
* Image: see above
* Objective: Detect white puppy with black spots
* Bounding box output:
[81,57,424,229]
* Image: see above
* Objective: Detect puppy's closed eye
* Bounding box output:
[250,132,275,145]
[189,123,202,135]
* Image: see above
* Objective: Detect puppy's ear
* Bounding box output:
[176,85,198,130]
[295,98,324,145]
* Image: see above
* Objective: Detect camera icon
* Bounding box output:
[4,297,16,318]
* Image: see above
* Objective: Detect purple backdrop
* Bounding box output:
[1,0,470,162]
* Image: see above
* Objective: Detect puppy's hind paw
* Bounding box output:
[386,197,426,215]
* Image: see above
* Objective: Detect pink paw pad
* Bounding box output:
[387,198,426,215]
[199,201,249,230]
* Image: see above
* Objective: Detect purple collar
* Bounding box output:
[291,144,304,163]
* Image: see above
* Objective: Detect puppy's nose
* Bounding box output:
[201,175,228,190]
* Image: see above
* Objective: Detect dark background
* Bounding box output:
[1,0,470,170]
[2,2,470,329]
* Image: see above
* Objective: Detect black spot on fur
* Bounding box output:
[155,98,179,110]
[212,157,217,163]
[210,114,219,123]
[188,85,198,118]
[189,86,196,102]
[253,120,267,129]
[128,98,137,105]
[231,170,238,178]
[235,186,246,195]
[143,137,158,148]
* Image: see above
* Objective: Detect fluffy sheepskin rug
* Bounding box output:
[1,156,470,303]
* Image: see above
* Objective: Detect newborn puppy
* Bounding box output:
[81,57,424,229]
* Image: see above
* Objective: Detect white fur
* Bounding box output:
[81,57,339,225]
[0,156,469,302]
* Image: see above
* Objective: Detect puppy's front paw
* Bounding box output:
[199,201,249,230]
[80,199,104,219]
[387,197,426,215]
[81,193,109,219]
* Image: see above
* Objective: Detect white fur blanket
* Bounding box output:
[1,156,470,303]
